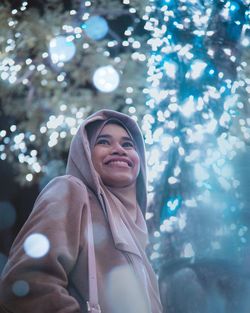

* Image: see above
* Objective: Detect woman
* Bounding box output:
[0,109,163,313]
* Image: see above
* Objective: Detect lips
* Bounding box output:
[104,157,132,167]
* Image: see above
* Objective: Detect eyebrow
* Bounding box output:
[96,134,134,142]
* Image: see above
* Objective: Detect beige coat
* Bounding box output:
[0,110,163,313]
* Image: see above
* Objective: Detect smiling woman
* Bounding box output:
[92,122,140,188]
[0,109,163,313]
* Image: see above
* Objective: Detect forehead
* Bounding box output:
[99,123,130,138]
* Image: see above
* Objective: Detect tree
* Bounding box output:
[0,0,250,310]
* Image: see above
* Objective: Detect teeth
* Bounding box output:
[108,160,129,166]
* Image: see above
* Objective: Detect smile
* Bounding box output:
[107,160,131,168]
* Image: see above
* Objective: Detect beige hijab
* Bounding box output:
[66,109,162,313]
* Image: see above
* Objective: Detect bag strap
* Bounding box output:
[86,204,101,313]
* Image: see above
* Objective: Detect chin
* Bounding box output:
[104,176,134,188]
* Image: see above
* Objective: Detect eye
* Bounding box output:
[96,139,110,145]
[122,141,134,148]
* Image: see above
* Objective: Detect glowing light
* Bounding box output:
[218,177,231,191]
[161,135,173,151]
[0,130,7,137]
[1,72,9,80]
[219,112,231,127]
[241,37,250,47]
[84,16,109,40]
[185,199,197,207]
[168,176,178,184]
[153,127,163,141]
[183,243,195,258]
[148,148,160,166]
[23,233,50,258]
[168,121,176,129]
[126,87,133,93]
[224,94,238,110]
[164,61,178,79]
[47,115,64,129]
[125,97,133,104]
[206,86,221,99]
[65,117,76,127]
[40,126,47,134]
[26,174,33,182]
[49,36,76,63]
[229,1,240,12]
[83,43,90,49]
[181,96,196,117]
[154,231,160,237]
[145,212,154,220]
[153,243,160,251]
[190,60,207,79]
[0,153,6,160]
[12,280,29,297]
[167,197,181,213]
[205,119,217,133]
[70,127,78,135]
[93,65,120,92]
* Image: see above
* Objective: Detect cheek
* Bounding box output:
[132,152,140,176]
[92,149,102,171]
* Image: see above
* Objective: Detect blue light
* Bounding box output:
[245,10,250,21]
[84,16,109,40]
[161,196,182,221]
[209,69,215,75]
[229,1,240,12]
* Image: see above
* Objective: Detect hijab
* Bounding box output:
[66,109,162,313]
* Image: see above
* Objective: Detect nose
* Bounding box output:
[111,143,127,155]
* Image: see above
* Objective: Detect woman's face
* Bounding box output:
[92,123,140,188]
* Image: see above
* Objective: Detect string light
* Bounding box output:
[143,0,249,262]
[0,0,249,267]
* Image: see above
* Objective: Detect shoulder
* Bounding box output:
[42,174,86,192]
[35,175,89,208]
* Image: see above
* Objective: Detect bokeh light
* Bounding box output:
[0,0,249,296]
[12,280,30,297]
[23,233,50,258]
[84,15,109,40]
[49,36,76,63]
[93,65,120,92]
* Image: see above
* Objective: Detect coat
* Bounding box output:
[0,109,163,313]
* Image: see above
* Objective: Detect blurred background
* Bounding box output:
[0,0,250,312]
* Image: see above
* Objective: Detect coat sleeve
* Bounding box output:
[0,175,88,313]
